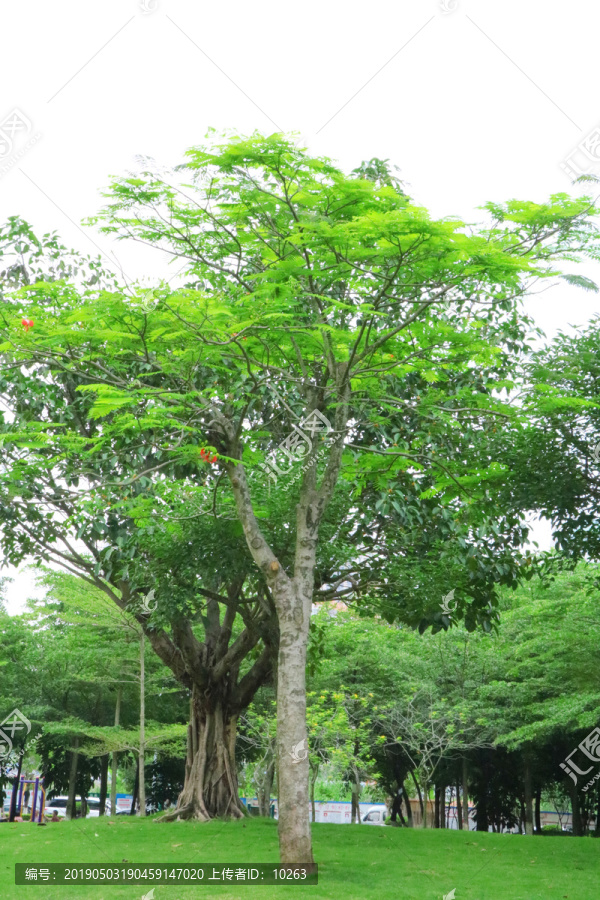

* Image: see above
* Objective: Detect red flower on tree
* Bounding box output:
[21,318,34,331]
[200,448,218,464]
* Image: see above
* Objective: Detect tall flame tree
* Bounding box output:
[3,132,600,860]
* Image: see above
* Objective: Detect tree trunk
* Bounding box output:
[442,785,448,829]
[391,788,406,825]
[403,782,413,827]
[410,769,424,825]
[110,686,121,816]
[396,799,406,826]
[138,630,146,818]
[523,751,534,835]
[476,798,489,832]
[309,763,318,823]
[112,573,274,826]
[422,780,430,829]
[456,782,463,831]
[517,799,524,833]
[476,757,489,833]
[274,598,314,863]
[572,783,583,836]
[157,685,245,822]
[8,750,24,822]
[141,581,275,827]
[350,781,358,824]
[461,757,469,831]
[259,749,275,817]
[534,786,541,834]
[99,755,109,816]
[66,738,79,820]
[351,781,360,824]
[434,785,440,828]
[130,761,139,815]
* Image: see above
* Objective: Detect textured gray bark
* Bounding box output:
[157,686,245,822]
[275,590,313,861]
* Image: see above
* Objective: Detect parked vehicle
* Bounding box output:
[86,797,111,817]
[43,797,69,819]
[362,807,387,826]
[44,796,111,818]
[116,803,157,815]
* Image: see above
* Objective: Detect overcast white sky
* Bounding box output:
[1,0,599,612]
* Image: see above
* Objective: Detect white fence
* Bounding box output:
[245,798,578,830]
[244,799,386,823]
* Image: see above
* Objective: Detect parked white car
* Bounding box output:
[86,797,111,817]
[362,807,387,825]
[44,796,111,818]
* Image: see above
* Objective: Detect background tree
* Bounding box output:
[238,692,277,817]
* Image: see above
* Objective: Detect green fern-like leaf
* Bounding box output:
[560,273,599,292]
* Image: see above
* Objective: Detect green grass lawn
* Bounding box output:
[1,816,599,899]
